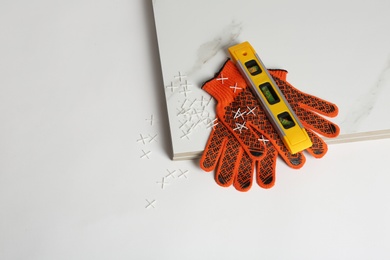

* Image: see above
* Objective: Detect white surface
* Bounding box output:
[153,0,390,158]
[0,0,390,259]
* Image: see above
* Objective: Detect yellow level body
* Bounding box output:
[228,41,312,154]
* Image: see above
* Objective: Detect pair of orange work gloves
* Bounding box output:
[200,59,340,191]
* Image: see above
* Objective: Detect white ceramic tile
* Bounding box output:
[153,0,390,159]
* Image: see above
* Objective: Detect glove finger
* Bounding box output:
[233,147,255,192]
[305,128,328,158]
[273,76,339,118]
[256,141,278,189]
[200,121,227,171]
[214,134,241,187]
[295,106,340,138]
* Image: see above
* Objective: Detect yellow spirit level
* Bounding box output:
[228,41,312,154]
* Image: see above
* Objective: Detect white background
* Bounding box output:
[0,0,389,259]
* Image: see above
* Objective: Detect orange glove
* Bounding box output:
[201,120,277,190]
[200,59,339,191]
